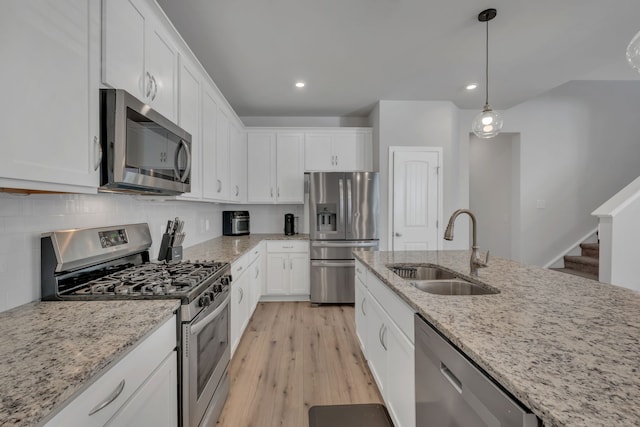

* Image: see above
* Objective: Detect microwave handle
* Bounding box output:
[173,140,192,183]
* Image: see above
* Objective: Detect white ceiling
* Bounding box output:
[156,0,640,117]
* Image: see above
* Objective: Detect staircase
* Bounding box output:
[551,242,599,281]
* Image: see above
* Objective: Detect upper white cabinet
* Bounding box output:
[247,132,304,204]
[0,0,101,193]
[215,108,231,201]
[229,123,247,203]
[102,0,178,122]
[176,54,202,200]
[305,129,373,171]
[200,83,219,201]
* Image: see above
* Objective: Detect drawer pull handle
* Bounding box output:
[88,379,125,416]
[282,245,294,249]
[361,297,366,316]
[440,362,463,394]
[236,266,243,272]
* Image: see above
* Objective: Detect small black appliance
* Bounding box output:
[223,211,250,236]
[284,213,295,235]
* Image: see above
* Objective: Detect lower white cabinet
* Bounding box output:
[264,241,309,298]
[45,315,177,427]
[355,261,415,427]
[230,244,264,358]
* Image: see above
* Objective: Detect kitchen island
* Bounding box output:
[0,300,179,426]
[354,250,640,427]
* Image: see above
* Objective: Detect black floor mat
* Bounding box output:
[308,403,394,427]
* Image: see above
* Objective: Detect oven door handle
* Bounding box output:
[190,294,230,336]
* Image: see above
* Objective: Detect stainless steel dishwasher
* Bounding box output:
[415,314,540,427]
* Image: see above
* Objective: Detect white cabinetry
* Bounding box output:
[247,245,263,312]
[228,123,247,203]
[0,0,100,193]
[355,261,415,427]
[264,241,309,299]
[45,316,177,427]
[103,0,178,121]
[214,108,231,200]
[304,130,372,171]
[230,257,249,358]
[200,84,219,201]
[176,54,202,200]
[247,132,304,204]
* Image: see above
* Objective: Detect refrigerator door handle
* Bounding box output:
[346,178,352,235]
[311,260,356,268]
[311,241,378,248]
[338,178,345,232]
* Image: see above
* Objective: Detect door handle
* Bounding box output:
[282,259,286,269]
[145,71,153,98]
[174,140,191,183]
[271,187,274,198]
[238,287,244,303]
[151,75,158,100]
[289,259,293,270]
[440,362,463,394]
[217,179,222,193]
[395,232,402,237]
[277,187,280,198]
[361,297,366,316]
[93,136,102,171]
[235,185,239,196]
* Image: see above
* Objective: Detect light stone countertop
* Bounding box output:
[0,300,180,426]
[184,233,309,264]
[354,250,640,427]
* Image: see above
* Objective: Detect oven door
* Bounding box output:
[183,294,230,427]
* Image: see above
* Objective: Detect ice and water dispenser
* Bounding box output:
[316,204,337,232]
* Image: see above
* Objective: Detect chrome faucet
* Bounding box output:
[444,209,489,276]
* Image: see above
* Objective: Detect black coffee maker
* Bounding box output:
[284,213,295,235]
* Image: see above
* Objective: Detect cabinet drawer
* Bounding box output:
[232,254,248,277]
[46,315,176,426]
[367,274,414,344]
[266,240,309,253]
[248,243,262,265]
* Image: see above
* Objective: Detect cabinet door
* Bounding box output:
[102,0,145,100]
[105,352,178,427]
[215,108,230,200]
[145,17,178,121]
[248,256,261,315]
[333,133,360,170]
[201,85,218,200]
[304,134,334,171]
[230,272,249,357]
[276,133,304,203]
[366,295,388,395]
[176,56,202,200]
[247,133,276,203]
[266,253,288,295]
[1,0,100,192]
[355,276,368,358]
[288,253,310,295]
[385,320,415,427]
[228,123,247,203]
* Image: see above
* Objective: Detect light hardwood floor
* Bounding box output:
[217,302,383,427]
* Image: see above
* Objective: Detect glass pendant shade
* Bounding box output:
[472,106,503,139]
[627,30,640,73]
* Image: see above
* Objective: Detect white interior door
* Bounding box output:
[392,149,441,251]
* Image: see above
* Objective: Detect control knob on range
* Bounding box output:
[213,283,223,293]
[220,275,232,286]
[198,294,211,307]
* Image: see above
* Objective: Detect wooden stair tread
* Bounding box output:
[564,255,599,266]
[579,242,599,250]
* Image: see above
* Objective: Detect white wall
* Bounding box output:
[373,100,469,251]
[461,80,640,266]
[0,193,226,312]
[241,116,369,127]
[469,133,516,259]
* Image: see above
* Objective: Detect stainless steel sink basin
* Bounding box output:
[410,279,500,295]
[388,264,457,280]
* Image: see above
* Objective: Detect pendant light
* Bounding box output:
[472,8,503,139]
[626,30,640,73]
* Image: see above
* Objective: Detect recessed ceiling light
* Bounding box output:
[295,82,305,88]
[466,83,478,90]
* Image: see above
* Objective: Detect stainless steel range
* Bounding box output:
[41,223,231,427]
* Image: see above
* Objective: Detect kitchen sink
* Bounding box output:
[388,264,458,280]
[388,264,500,295]
[410,279,499,295]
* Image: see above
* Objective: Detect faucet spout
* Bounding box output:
[443,209,488,276]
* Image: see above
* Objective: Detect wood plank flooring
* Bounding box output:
[217,302,383,427]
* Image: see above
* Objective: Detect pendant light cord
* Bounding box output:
[484,18,489,107]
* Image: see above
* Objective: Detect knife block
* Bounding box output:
[157,233,183,263]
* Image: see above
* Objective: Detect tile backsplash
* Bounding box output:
[0,193,308,313]
[0,193,223,312]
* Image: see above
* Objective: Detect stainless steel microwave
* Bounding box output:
[100,89,192,195]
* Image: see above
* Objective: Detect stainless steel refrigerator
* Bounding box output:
[309,172,380,303]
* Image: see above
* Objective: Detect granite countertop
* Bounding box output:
[0,300,180,426]
[184,233,309,264]
[354,250,640,427]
